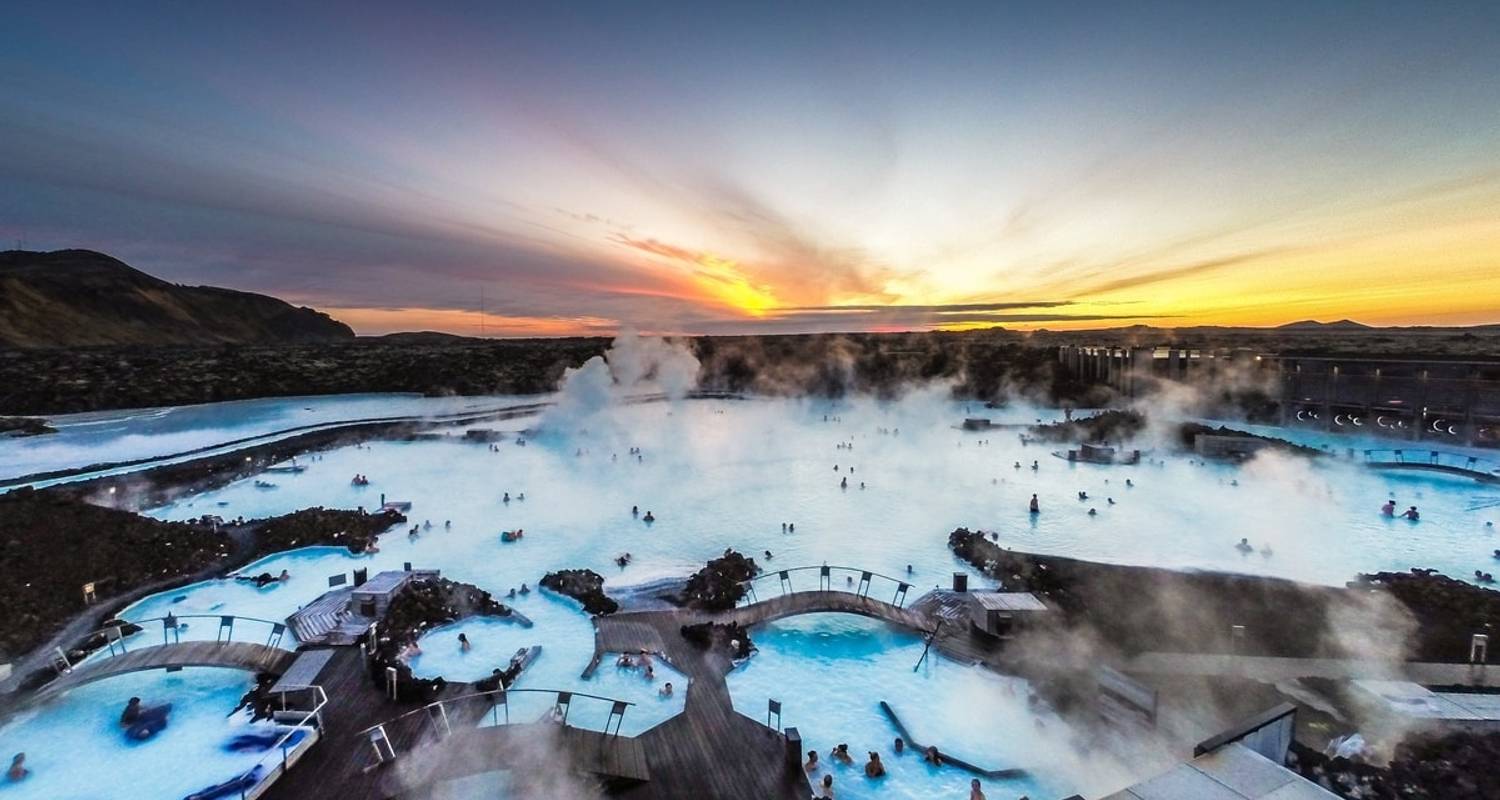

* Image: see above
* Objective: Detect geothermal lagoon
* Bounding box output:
[2,392,1497,800]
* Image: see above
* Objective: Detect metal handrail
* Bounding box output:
[355,687,635,739]
[233,683,328,799]
[81,614,291,659]
[736,564,915,607]
[1360,448,1499,472]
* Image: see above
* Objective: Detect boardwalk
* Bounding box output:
[388,723,650,792]
[598,609,813,800]
[27,641,295,705]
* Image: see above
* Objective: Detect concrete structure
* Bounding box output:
[1195,434,1276,460]
[1350,679,1500,734]
[1058,346,1500,447]
[967,591,1048,638]
[1101,704,1337,800]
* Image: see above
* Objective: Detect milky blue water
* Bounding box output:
[0,668,286,800]
[0,392,540,483]
[6,394,1498,799]
[726,614,1139,800]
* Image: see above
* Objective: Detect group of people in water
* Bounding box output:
[631,506,656,523]
[1380,499,1421,520]
[616,650,668,691]
[349,474,370,486]
[804,739,1000,799]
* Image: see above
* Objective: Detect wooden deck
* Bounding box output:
[262,587,949,799]
[383,723,651,792]
[28,641,296,704]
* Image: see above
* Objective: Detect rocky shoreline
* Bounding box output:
[948,528,1498,662]
[540,569,619,615]
[0,489,405,683]
[671,550,760,611]
[367,577,528,700]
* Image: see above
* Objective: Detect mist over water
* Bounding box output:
[8,338,1498,798]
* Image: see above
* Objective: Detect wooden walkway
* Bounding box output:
[383,723,650,792]
[599,610,813,800]
[28,641,295,704]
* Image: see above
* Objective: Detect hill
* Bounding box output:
[1275,319,1373,331]
[0,249,354,347]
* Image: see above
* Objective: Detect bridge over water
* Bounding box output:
[23,614,295,706]
[1358,448,1500,483]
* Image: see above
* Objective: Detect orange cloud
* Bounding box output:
[326,306,616,337]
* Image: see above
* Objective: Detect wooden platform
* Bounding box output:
[269,648,336,694]
[29,641,295,704]
[385,723,650,792]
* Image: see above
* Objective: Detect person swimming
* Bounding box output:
[7,753,28,782]
[804,750,819,772]
[893,737,904,754]
[1235,538,1254,553]
[1077,491,1087,501]
[458,633,470,652]
[1381,500,1396,517]
[236,569,289,588]
[1029,494,1039,514]
[643,511,656,523]
[864,751,885,777]
[817,773,835,799]
[1402,506,1420,521]
[519,583,530,594]
[830,743,853,764]
[924,745,942,765]
[659,681,673,697]
[632,505,639,517]
[970,778,987,800]
[1087,508,1097,516]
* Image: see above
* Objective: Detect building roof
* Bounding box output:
[969,591,1048,612]
[1353,679,1500,722]
[1103,743,1339,800]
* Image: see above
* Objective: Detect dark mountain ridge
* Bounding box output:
[0,249,353,347]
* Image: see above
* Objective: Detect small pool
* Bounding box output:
[0,668,286,800]
[727,614,1140,800]
[409,593,687,735]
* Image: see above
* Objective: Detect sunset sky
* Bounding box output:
[2,2,1497,336]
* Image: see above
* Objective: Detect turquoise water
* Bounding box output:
[8,395,1499,799]
[0,668,286,800]
[407,593,687,736]
[726,614,1137,800]
[0,392,539,484]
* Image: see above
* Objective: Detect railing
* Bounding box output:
[357,687,636,765]
[71,614,290,667]
[231,683,327,800]
[737,564,914,608]
[1359,448,1500,476]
